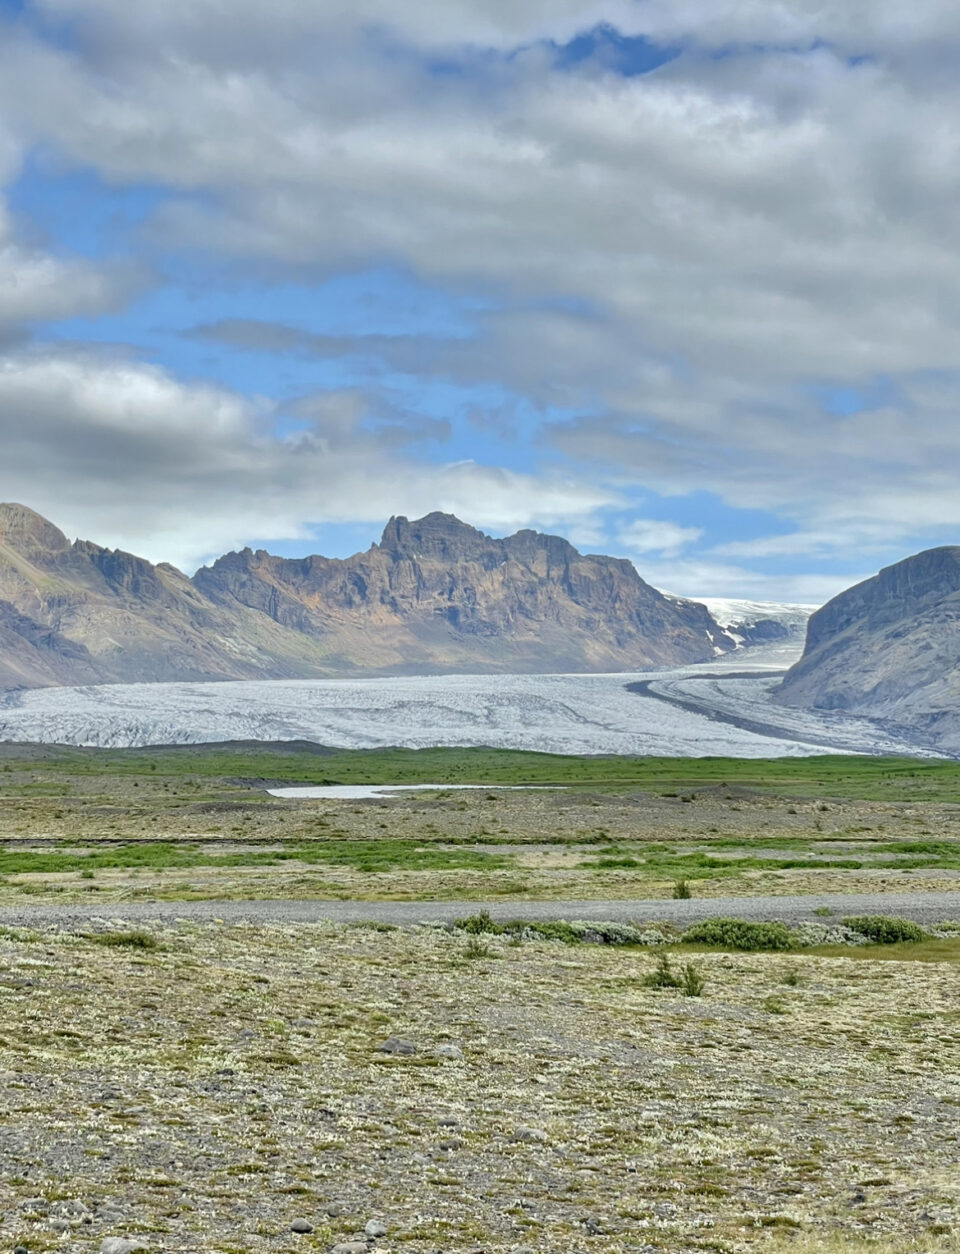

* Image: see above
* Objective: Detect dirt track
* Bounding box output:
[3,888,959,929]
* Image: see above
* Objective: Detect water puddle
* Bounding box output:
[267,783,557,799]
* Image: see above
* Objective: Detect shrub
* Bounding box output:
[568,920,650,945]
[643,953,682,990]
[88,929,159,950]
[842,915,926,944]
[682,918,795,952]
[680,962,705,997]
[790,921,870,947]
[455,910,502,936]
[673,879,692,899]
[516,920,582,945]
[453,914,655,946]
[643,953,704,996]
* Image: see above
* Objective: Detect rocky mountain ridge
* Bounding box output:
[776,546,960,752]
[0,503,780,691]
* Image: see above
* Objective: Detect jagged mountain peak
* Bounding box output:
[378,512,492,559]
[0,504,751,691]
[0,503,70,559]
[376,513,586,571]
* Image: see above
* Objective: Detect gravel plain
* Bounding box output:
[2,889,960,931]
[2,917,960,1254]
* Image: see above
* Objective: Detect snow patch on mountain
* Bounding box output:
[701,598,815,635]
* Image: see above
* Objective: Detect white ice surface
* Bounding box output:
[700,597,815,634]
[0,642,946,757]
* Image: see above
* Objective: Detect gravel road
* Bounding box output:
[2,890,959,929]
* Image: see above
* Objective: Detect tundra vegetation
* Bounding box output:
[1,918,960,1252]
[2,745,960,903]
[2,744,960,1251]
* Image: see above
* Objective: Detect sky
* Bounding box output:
[0,1,958,604]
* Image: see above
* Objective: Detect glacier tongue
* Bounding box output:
[0,660,943,758]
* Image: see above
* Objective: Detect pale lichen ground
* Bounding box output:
[1,921,959,1254]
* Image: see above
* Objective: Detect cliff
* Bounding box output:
[776,546,960,751]
[195,512,736,673]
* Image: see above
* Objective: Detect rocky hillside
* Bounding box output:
[776,546,960,752]
[0,503,744,691]
[195,512,737,674]
[0,504,334,690]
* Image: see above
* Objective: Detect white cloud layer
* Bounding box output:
[0,349,615,571]
[1,1,958,597]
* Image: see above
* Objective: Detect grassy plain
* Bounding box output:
[3,744,960,902]
[4,745,960,1252]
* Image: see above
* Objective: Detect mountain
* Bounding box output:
[776,546,960,751]
[195,511,737,674]
[0,503,750,691]
[0,503,337,689]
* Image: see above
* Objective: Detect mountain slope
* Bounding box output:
[0,504,336,687]
[0,503,743,689]
[776,547,960,751]
[195,512,735,673]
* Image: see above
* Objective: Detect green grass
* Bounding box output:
[805,937,960,962]
[5,745,960,799]
[577,842,960,883]
[0,840,511,877]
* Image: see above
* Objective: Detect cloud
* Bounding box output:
[0,347,616,570]
[0,227,139,332]
[630,553,862,605]
[2,1,960,595]
[5,5,960,397]
[618,518,702,557]
[28,0,960,64]
[0,113,138,332]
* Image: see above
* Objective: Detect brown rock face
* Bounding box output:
[0,505,737,690]
[776,546,960,752]
[0,503,71,560]
[195,512,734,673]
[0,505,334,688]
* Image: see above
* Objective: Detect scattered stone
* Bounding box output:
[433,1043,463,1060]
[581,1215,603,1234]
[375,1036,417,1055]
[330,1243,368,1254]
[14,1246,28,1254]
[321,1201,345,1217]
[439,1137,463,1151]
[51,1199,90,1218]
[511,1125,548,1143]
[437,1116,459,1127]
[99,1240,147,1254]
[291,1218,314,1234]
[364,1219,388,1239]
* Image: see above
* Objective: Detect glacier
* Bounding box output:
[0,641,947,758]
